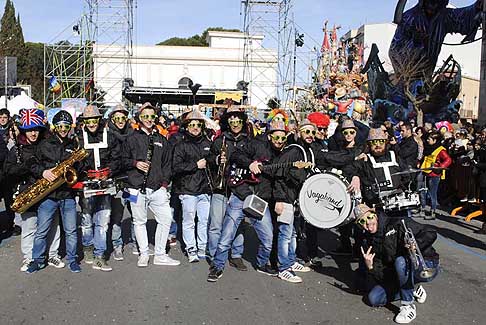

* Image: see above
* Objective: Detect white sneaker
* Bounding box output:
[394,304,416,324]
[154,255,180,266]
[413,285,427,304]
[278,269,302,283]
[20,258,32,272]
[291,262,311,273]
[137,255,150,268]
[48,256,66,269]
[188,254,199,263]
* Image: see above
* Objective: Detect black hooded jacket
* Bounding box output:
[363,212,439,285]
[4,135,43,207]
[122,127,172,191]
[231,137,282,201]
[172,131,212,195]
[31,134,81,200]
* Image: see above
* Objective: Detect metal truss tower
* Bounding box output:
[44,0,134,108]
[241,0,319,110]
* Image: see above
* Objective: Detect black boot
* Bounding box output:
[424,210,436,220]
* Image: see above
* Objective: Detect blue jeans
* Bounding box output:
[212,194,273,271]
[208,193,244,259]
[32,198,78,264]
[368,256,439,306]
[180,194,211,255]
[278,221,297,272]
[81,195,111,257]
[419,174,441,210]
[110,195,136,248]
[21,210,60,260]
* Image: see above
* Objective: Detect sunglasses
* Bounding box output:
[84,118,100,126]
[301,129,316,136]
[273,116,284,122]
[55,124,72,131]
[318,127,328,132]
[229,119,243,126]
[271,134,288,142]
[140,114,157,121]
[368,139,387,146]
[342,129,356,136]
[112,116,128,123]
[355,213,376,226]
[188,122,203,128]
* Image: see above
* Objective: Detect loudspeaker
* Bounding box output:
[243,194,268,220]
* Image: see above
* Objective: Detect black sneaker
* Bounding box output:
[229,257,248,271]
[207,267,223,282]
[256,264,278,277]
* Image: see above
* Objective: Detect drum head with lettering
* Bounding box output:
[299,173,353,229]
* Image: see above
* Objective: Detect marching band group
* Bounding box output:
[0,104,444,324]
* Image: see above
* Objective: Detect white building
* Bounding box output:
[343,22,481,119]
[93,31,278,111]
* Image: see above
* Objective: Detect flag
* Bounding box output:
[49,76,61,94]
[85,78,94,94]
[20,108,45,129]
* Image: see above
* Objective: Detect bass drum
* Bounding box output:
[298,172,355,229]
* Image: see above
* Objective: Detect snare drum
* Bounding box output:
[298,172,356,229]
[382,191,420,212]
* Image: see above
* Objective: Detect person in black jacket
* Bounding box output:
[77,105,121,271]
[356,203,439,324]
[107,104,135,259]
[172,110,212,263]
[273,119,320,283]
[27,110,83,273]
[122,102,179,268]
[208,121,287,282]
[396,123,419,169]
[207,107,251,270]
[474,131,486,234]
[4,109,64,272]
[351,128,411,217]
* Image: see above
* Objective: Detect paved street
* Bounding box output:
[0,208,486,325]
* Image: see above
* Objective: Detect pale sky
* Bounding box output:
[6,0,477,48]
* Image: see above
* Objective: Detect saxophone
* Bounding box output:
[11,148,89,214]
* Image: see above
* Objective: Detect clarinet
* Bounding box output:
[140,132,155,195]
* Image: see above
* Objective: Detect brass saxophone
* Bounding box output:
[11,148,89,214]
[213,136,227,190]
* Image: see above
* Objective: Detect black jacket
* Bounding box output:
[77,126,121,179]
[31,134,81,200]
[172,132,212,195]
[207,130,251,195]
[395,136,419,169]
[351,150,410,205]
[231,137,282,201]
[4,135,40,192]
[0,135,8,185]
[364,212,439,285]
[475,144,486,188]
[273,140,315,204]
[122,128,172,191]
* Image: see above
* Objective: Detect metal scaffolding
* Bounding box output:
[44,0,134,108]
[241,0,319,110]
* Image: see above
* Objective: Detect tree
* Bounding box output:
[0,0,24,58]
[157,27,241,47]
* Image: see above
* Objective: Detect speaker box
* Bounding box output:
[243,194,268,220]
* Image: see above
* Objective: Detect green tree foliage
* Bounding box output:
[0,1,44,101]
[157,27,241,46]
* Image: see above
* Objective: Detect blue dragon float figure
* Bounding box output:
[362,0,482,125]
